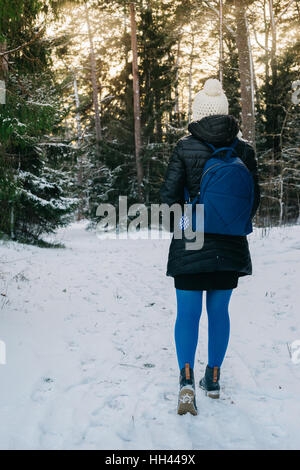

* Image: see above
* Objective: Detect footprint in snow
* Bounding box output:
[81,357,96,372]
[31,377,55,403]
[68,341,79,352]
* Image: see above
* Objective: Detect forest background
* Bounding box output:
[0,0,299,243]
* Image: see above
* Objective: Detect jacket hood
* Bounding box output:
[188,114,239,145]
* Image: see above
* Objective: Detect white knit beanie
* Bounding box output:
[192,78,229,121]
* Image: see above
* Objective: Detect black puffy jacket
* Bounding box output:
[160,115,260,278]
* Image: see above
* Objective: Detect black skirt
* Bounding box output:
[174,271,239,291]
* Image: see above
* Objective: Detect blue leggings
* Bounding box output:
[175,289,233,370]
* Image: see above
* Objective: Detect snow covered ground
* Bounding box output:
[0,222,299,450]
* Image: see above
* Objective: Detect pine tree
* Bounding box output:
[0,0,77,242]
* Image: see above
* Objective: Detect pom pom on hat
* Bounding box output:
[203,78,223,96]
[192,78,229,121]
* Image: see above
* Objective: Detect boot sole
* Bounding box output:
[199,384,220,399]
[177,388,198,416]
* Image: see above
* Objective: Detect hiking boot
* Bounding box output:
[177,363,198,416]
[199,365,220,399]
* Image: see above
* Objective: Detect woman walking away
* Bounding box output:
[160,78,260,416]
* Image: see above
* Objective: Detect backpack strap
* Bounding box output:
[184,186,190,203]
[183,138,239,205]
[204,137,239,159]
[183,186,200,206]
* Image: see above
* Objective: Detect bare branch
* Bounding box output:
[202,0,236,36]
[0,28,45,56]
[249,21,270,51]
[275,0,295,24]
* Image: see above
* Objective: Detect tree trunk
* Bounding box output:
[174,36,181,120]
[73,73,85,220]
[188,32,195,123]
[155,92,163,142]
[73,73,82,146]
[234,0,256,147]
[268,0,281,157]
[0,42,14,237]
[264,0,270,83]
[0,41,8,104]
[219,0,223,85]
[130,2,143,201]
[84,2,102,155]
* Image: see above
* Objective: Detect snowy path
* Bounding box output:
[0,222,299,450]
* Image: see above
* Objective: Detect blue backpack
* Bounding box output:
[180,138,254,236]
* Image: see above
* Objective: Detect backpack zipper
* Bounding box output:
[200,159,247,187]
[200,162,222,186]
[193,159,248,203]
